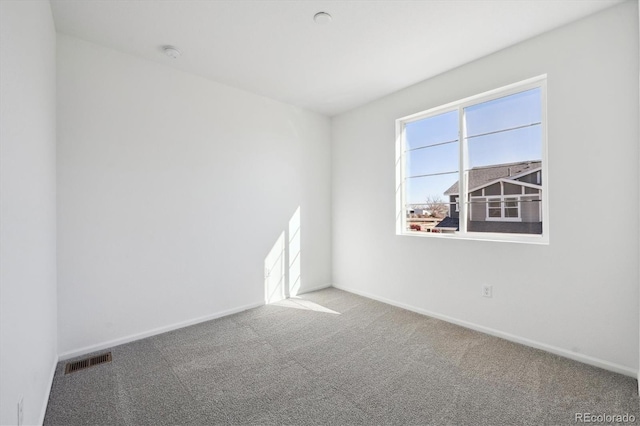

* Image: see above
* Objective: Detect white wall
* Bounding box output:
[332,1,639,374]
[57,35,331,356]
[0,1,58,424]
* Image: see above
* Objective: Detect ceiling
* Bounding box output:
[50,0,623,116]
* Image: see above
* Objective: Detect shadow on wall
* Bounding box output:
[264,206,301,304]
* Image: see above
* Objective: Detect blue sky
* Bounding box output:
[404,88,542,205]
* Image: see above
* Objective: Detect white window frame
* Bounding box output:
[395,75,549,244]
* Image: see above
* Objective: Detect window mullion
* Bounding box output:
[459,105,468,234]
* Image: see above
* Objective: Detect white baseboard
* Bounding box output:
[58,300,264,361]
[38,353,58,425]
[332,284,638,378]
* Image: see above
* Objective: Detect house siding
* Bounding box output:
[449,195,459,219]
[467,221,542,234]
[484,182,501,195]
[516,170,541,185]
[504,182,522,195]
[521,195,541,222]
[470,197,487,222]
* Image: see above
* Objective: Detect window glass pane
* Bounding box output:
[505,198,519,218]
[465,88,541,137]
[467,125,541,169]
[405,173,458,206]
[505,198,518,208]
[405,173,459,233]
[488,200,501,217]
[406,141,459,177]
[505,208,519,218]
[464,87,543,235]
[398,79,545,240]
[405,110,458,150]
[404,109,460,235]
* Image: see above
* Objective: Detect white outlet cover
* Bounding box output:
[482,285,493,298]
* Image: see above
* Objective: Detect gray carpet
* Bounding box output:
[44,288,639,425]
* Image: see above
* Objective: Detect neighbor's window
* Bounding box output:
[395,76,548,243]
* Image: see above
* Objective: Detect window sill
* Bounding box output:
[398,230,549,245]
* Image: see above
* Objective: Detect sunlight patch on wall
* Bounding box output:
[264,207,302,304]
[288,206,301,297]
[264,232,286,304]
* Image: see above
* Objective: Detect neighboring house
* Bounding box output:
[435,161,542,234]
[431,216,459,233]
[408,208,428,216]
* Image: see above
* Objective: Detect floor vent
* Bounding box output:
[64,352,112,374]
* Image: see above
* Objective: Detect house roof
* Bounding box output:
[444,161,541,195]
[434,216,459,230]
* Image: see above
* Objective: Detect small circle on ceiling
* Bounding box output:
[313,12,332,25]
[163,46,181,59]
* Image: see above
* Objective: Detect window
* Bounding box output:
[486,196,520,221]
[396,76,548,243]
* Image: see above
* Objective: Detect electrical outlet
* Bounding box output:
[17,397,23,426]
[482,285,493,298]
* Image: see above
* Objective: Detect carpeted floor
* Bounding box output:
[44,288,639,425]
